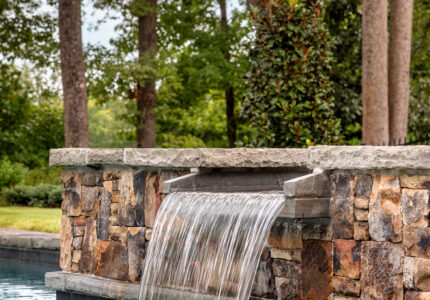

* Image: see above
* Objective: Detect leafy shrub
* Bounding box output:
[0,159,28,190]
[20,167,62,186]
[241,0,342,147]
[3,184,62,208]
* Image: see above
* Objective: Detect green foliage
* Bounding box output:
[0,159,28,190]
[241,0,342,147]
[2,184,62,208]
[20,167,62,186]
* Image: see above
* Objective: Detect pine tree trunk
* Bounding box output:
[219,0,236,148]
[137,0,157,148]
[59,0,89,148]
[388,0,414,145]
[362,0,389,145]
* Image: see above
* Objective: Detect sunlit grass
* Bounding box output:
[0,206,61,233]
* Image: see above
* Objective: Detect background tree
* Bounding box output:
[59,0,89,147]
[241,0,342,147]
[362,0,389,145]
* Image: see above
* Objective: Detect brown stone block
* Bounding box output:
[145,228,152,241]
[402,189,429,227]
[71,263,80,273]
[354,209,369,221]
[81,217,98,274]
[414,258,430,291]
[355,175,373,198]
[268,221,302,249]
[60,216,73,271]
[302,222,332,241]
[103,171,120,181]
[110,203,119,215]
[333,276,361,297]
[354,197,369,209]
[111,191,120,203]
[61,171,82,216]
[112,180,119,191]
[270,248,301,262]
[369,175,403,242]
[252,258,275,298]
[401,175,430,189]
[109,215,118,226]
[118,171,137,226]
[72,225,85,237]
[96,240,128,281]
[405,291,430,300]
[333,296,359,300]
[144,171,164,228]
[275,277,298,300]
[81,186,103,218]
[353,222,370,241]
[404,256,415,289]
[360,241,404,299]
[110,226,128,243]
[299,240,333,300]
[127,227,146,283]
[97,189,111,241]
[82,171,103,186]
[403,226,430,258]
[272,259,300,278]
[72,250,81,264]
[333,240,361,279]
[331,174,355,239]
[73,216,86,226]
[72,236,83,249]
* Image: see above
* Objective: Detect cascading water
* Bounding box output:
[139,192,285,300]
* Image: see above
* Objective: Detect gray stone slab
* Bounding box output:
[284,169,330,198]
[87,149,125,165]
[0,228,60,250]
[50,149,87,166]
[279,198,330,218]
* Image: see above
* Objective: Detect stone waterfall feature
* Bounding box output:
[139,192,285,300]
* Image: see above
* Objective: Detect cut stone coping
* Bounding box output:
[0,228,60,250]
[50,146,430,171]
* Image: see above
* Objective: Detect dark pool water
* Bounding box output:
[0,258,58,299]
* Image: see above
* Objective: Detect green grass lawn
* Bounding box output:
[0,206,61,233]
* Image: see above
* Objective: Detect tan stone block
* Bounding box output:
[72,236,83,249]
[110,203,119,215]
[402,189,429,227]
[81,186,103,218]
[404,256,415,289]
[96,240,128,281]
[401,175,430,189]
[354,197,369,209]
[275,277,298,300]
[60,216,73,271]
[354,208,368,221]
[353,222,370,241]
[405,291,430,300]
[144,172,164,228]
[333,296,359,300]
[270,248,301,262]
[103,171,120,181]
[145,228,152,241]
[81,217,98,274]
[73,216,86,226]
[268,220,302,249]
[71,263,80,273]
[109,215,118,226]
[61,171,82,217]
[333,276,361,297]
[110,226,128,243]
[72,225,85,237]
[333,239,361,279]
[72,250,81,264]
[414,258,430,291]
[403,226,430,258]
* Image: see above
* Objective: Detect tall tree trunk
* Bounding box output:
[137,0,157,148]
[362,0,389,145]
[219,0,236,148]
[388,0,414,145]
[59,0,89,148]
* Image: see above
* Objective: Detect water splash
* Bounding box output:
[139,192,285,300]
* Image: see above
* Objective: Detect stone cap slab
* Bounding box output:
[0,228,60,250]
[50,146,430,171]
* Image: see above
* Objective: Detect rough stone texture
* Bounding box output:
[111,203,119,215]
[103,171,120,181]
[50,148,87,166]
[353,222,370,241]
[145,228,152,241]
[87,149,125,165]
[272,259,300,278]
[0,228,60,250]
[72,236,83,249]
[81,186,103,217]
[369,175,403,242]
[414,258,430,291]
[354,209,369,221]
[82,171,103,186]
[355,175,373,198]
[73,216,86,226]
[402,189,429,227]
[299,240,332,300]
[118,171,137,227]
[332,276,361,297]
[127,227,146,283]
[404,256,415,289]
[133,171,145,227]
[110,226,128,243]
[268,221,302,249]
[60,216,73,271]
[144,171,164,228]
[72,226,85,237]
[333,296,360,300]
[354,197,369,210]
[401,175,430,189]
[252,257,275,298]
[403,226,430,258]
[275,277,298,300]
[405,291,430,300]
[331,174,354,239]
[72,250,81,264]
[284,171,330,198]
[97,189,111,241]
[333,240,361,280]
[71,263,80,273]
[81,217,98,274]
[302,221,332,241]
[62,172,82,216]
[96,240,128,281]
[360,242,404,300]
[270,248,301,262]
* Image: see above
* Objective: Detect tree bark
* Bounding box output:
[137,0,157,148]
[59,0,89,147]
[219,0,236,148]
[388,0,414,145]
[362,0,389,145]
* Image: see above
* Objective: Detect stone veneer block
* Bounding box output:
[414,257,430,291]
[72,236,83,249]
[252,258,275,298]
[299,240,333,300]
[73,216,86,226]
[354,175,373,198]
[404,256,415,289]
[272,259,300,278]
[403,226,430,258]
[275,277,298,300]
[127,227,146,283]
[270,248,301,262]
[97,189,111,241]
[268,221,302,249]
[61,172,83,217]
[405,291,430,300]
[369,175,403,242]
[81,218,98,274]
[96,240,129,281]
[331,174,354,239]
[332,276,361,297]
[402,189,429,227]
[82,171,103,186]
[333,240,361,280]
[353,222,370,241]
[133,171,145,227]
[401,175,430,189]
[354,209,368,221]
[302,221,332,241]
[354,197,369,210]
[81,186,103,217]
[72,250,81,264]
[118,171,137,227]
[360,242,404,299]
[60,216,73,271]
[110,226,128,243]
[144,172,164,228]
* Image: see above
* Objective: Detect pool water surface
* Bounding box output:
[0,258,58,299]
